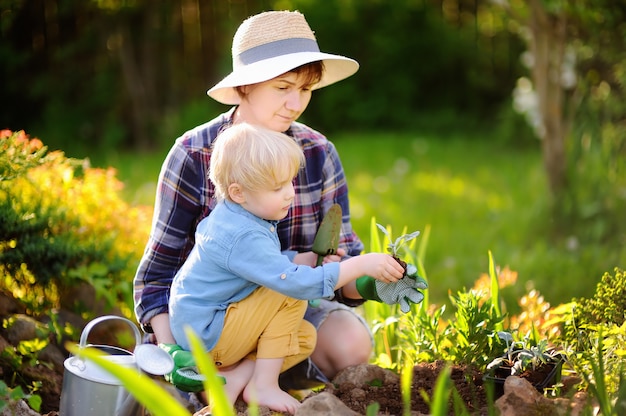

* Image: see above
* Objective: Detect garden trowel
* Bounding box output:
[312,203,342,266]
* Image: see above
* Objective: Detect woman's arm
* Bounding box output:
[133,141,207,328]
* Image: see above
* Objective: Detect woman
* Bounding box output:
[134,10,423,396]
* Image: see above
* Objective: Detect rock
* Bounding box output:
[58,282,126,323]
[0,399,40,416]
[295,392,360,416]
[38,344,66,374]
[495,376,568,416]
[552,391,592,416]
[561,374,583,393]
[0,334,10,351]
[332,363,400,387]
[0,290,25,315]
[5,314,44,344]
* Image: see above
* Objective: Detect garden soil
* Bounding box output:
[14,360,493,416]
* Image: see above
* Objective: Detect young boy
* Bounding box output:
[168,123,405,414]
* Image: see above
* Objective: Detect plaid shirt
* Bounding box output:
[133,108,364,326]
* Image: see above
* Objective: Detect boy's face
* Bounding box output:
[237,72,313,132]
[240,178,296,221]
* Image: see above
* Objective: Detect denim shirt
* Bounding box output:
[169,200,340,351]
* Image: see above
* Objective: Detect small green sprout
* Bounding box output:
[376,223,420,256]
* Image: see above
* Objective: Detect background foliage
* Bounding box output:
[0,130,151,317]
[0,0,623,334]
[1,0,526,155]
[1,1,625,412]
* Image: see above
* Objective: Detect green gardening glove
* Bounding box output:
[356,264,428,313]
[158,343,206,392]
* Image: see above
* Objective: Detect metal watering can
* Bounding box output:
[59,315,174,416]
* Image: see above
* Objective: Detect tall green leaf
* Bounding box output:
[488,251,503,332]
[186,327,236,416]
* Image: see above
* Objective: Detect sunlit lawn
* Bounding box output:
[99,131,610,310]
[334,131,552,307]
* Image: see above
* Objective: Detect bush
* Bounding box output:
[0,130,152,316]
[574,267,626,328]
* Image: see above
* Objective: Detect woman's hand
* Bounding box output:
[293,248,347,266]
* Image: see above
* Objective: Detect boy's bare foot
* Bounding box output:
[193,405,212,416]
[219,360,254,405]
[243,384,301,414]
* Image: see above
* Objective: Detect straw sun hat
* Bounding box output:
[207,10,359,105]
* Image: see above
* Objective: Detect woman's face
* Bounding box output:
[236,72,314,132]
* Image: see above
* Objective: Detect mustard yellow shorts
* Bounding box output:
[209,286,316,373]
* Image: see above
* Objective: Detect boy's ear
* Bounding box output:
[228,183,245,204]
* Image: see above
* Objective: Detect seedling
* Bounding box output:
[487,331,562,376]
[376,223,420,276]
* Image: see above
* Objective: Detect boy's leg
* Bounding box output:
[217,358,254,406]
[279,300,374,390]
[256,296,315,372]
[240,287,313,413]
[209,286,314,407]
[243,357,302,414]
[211,286,313,368]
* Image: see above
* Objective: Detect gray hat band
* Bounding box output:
[234,38,320,68]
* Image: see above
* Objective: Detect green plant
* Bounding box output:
[573,267,626,330]
[0,316,52,389]
[401,361,412,416]
[393,252,505,370]
[186,326,236,415]
[375,222,421,260]
[486,331,563,376]
[421,363,452,416]
[0,129,152,317]
[444,288,505,368]
[562,320,626,412]
[364,219,428,370]
[0,380,41,413]
[365,402,380,415]
[576,327,626,416]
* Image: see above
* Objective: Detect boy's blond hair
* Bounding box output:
[209,123,305,202]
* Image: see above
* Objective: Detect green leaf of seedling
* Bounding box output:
[366,402,380,416]
[401,361,413,416]
[27,394,42,412]
[186,326,236,416]
[429,364,452,416]
[367,378,383,387]
[67,344,190,416]
[488,251,503,332]
[9,385,24,401]
[375,223,391,241]
[370,218,383,253]
[395,230,420,250]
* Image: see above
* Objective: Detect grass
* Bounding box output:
[92,130,617,310]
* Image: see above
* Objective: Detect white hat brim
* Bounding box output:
[207,52,359,105]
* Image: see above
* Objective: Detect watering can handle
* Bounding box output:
[79,315,142,349]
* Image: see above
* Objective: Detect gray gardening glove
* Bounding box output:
[356,264,428,313]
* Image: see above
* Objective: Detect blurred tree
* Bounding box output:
[289,0,525,132]
[0,0,264,153]
[494,0,625,242]
[0,0,524,153]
